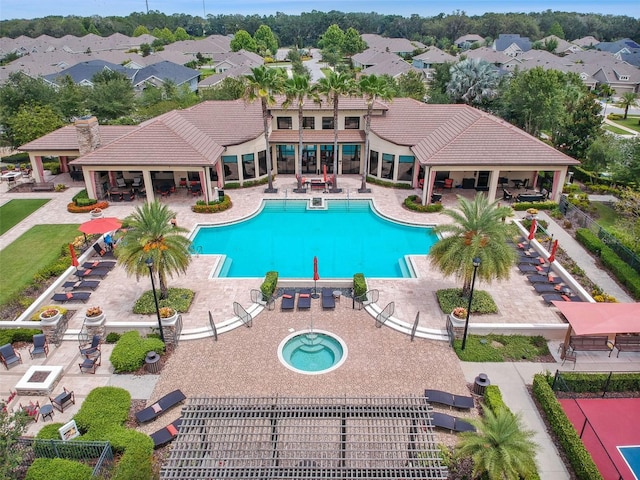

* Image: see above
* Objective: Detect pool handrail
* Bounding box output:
[232,302,252,328]
[376,301,395,328]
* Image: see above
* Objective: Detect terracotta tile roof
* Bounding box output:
[19,125,136,151]
[272,95,388,112]
[269,130,364,144]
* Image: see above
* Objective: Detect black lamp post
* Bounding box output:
[145,258,165,344]
[461,257,481,351]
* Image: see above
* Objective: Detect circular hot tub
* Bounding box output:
[278,330,347,375]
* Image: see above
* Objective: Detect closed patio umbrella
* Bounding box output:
[527,218,537,241]
[312,256,320,298]
[69,244,79,268]
[547,239,558,273]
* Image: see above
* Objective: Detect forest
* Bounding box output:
[1,9,639,47]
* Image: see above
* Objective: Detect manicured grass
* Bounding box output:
[591,201,618,229]
[0,224,79,305]
[603,124,632,135]
[453,334,551,361]
[609,116,640,133]
[0,199,50,235]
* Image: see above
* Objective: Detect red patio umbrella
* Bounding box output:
[69,244,79,268]
[312,256,320,298]
[79,217,122,235]
[527,218,538,241]
[548,239,559,263]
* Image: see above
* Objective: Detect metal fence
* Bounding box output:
[17,438,113,477]
[559,195,640,274]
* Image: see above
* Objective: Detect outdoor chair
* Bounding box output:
[63,280,100,291]
[132,177,142,188]
[502,189,513,201]
[116,178,127,188]
[76,267,110,278]
[92,243,114,258]
[297,289,312,310]
[83,260,116,269]
[527,274,561,284]
[321,288,335,310]
[135,389,186,423]
[424,389,474,410]
[19,401,40,422]
[534,283,564,294]
[51,291,92,303]
[517,264,542,274]
[50,387,75,413]
[281,290,295,311]
[443,178,454,189]
[151,417,182,448]
[430,193,442,203]
[79,335,101,357]
[431,412,476,433]
[79,351,100,373]
[29,334,49,358]
[0,343,23,369]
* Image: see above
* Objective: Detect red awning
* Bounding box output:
[553,302,640,335]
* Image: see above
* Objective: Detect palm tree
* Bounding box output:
[317,71,355,192]
[447,58,501,106]
[357,74,393,192]
[615,92,638,120]
[116,201,191,299]
[457,406,538,480]
[429,193,515,296]
[244,65,286,192]
[283,73,318,192]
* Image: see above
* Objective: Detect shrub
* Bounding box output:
[36,423,64,439]
[436,288,498,314]
[74,386,131,432]
[366,176,413,189]
[66,200,109,213]
[26,458,92,480]
[353,273,367,298]
[110,331,165,373]
[133,288,194,314]
[483,385,504,414]
[600,246,640,299]
[0,327,43,345]
[532,374,603,480]
[403,195,444,212]
[512,201,557,211]
[105,332,121,343]
[191,195,232,213]
[261,271,278,298]
[575,228,604,256]
[42,162,61,175]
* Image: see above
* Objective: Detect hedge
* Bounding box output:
[109,331,165,373]
[512,201,557,211]
[191,195,232,213]
[403,195,444,212]
[261,271,278,298]
[353,273,367,298]
[26,458,92,480]
[600,246,640,299]
[366,176,413,189]
[74,386,131,433]
[532,374,603,480]
[554,372,640,393]
[66,201,109,213]
[0,327,43,346]
[575,228,604,256]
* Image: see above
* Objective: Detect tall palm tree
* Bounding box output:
[244,65,286,193]
[357,74,393,192]
[447,58,500,106]
[116,201,191,299]
[429,193,515,296]
[615,92,638,120]
[457,406,538,480]
[317,71,355,192]
[283,73,318,192]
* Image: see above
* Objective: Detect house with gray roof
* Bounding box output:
[20,96,577,207]
[43,59,133,87]
[596,38,640,55]
[493,34,532,56]
[537,35,582,55]
[571,36,599,48]
[412,47,457,73]
[360,34,425,57]
[132,61,200,92]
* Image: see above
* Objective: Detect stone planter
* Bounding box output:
[449,312,466,328]
[39,311,62,325]
[160,312,178,326]
[84,312,105,325]
[90,209,103,218]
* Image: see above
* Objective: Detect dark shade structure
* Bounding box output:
[161,396,448,479]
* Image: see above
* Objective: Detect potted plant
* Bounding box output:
[526,207,538,219]
[84,306,105,324]
[90,207,103,218]
[39,308,62,324]
[449,307,467,327]
[159,306,178,325]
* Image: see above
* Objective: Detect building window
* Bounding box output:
[369,150,379,176]
[277,145,295,174]
[222,155,239,181]
[397,155,414,182]
[302,117,315,129]
[381,153,395,180]
[242,153,256,180]
[258,150,267,176]
[322,117,334,130]
[344,117,360,129]
[277,117,292,129]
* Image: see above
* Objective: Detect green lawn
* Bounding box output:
[0,199,50,235]
[609,116,640,133]
[591,201,618,229]
[0,224,79,306]
[603,124,632,135]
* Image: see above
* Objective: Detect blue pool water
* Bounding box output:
[619,446,640,479]
[191,200,437,278]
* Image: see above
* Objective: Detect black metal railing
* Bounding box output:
[233,302,252,328]
[18,438,113,477]
[208,311,218,341]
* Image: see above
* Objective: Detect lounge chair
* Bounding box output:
[527,274,561,284]
[517,264,540,274]
[29,334,49,358]
[322,288,335,309]
[0,343,23,369]
[92,243,114,258]
[79,335,101,357]
[82,260,116,269]
[63,280,100,291]
[518,256,545,265]
[51,291,92,303]
[431,412,476,433]
[281,290,295,311]
[50,387,75,413]
[542,293,582,305]
[533,283,564,294]
[76,267,110,278]
[297,289,312,309]
[424,389,474,410]
[135,389,187,423]
[151,417,182,448]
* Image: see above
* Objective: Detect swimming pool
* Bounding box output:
[191,200,437,278]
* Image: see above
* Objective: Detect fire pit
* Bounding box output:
[15,366,63,396]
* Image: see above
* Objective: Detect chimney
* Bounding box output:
[75,116,101,156]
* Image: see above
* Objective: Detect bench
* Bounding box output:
[610,334,640,357]
[516,193,545,203]
[32,182,55,192]
[569,335,613,353]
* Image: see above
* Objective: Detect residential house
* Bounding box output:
[454,34,485,50]
[20,97,577,207]
[464,47,520,71]
[131,61,200,93]
[412,47,456,79]
[537,35,582,55]
[360,34,425,57]
[571,36,599,49]
[43,60,134,87]
[493,34,532,56]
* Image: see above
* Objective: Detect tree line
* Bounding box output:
[1,10,638,47]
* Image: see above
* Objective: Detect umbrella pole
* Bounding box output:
[312,280,319,299]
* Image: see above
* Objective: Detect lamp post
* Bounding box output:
[461,257,481,351]
[145,258,165,344]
